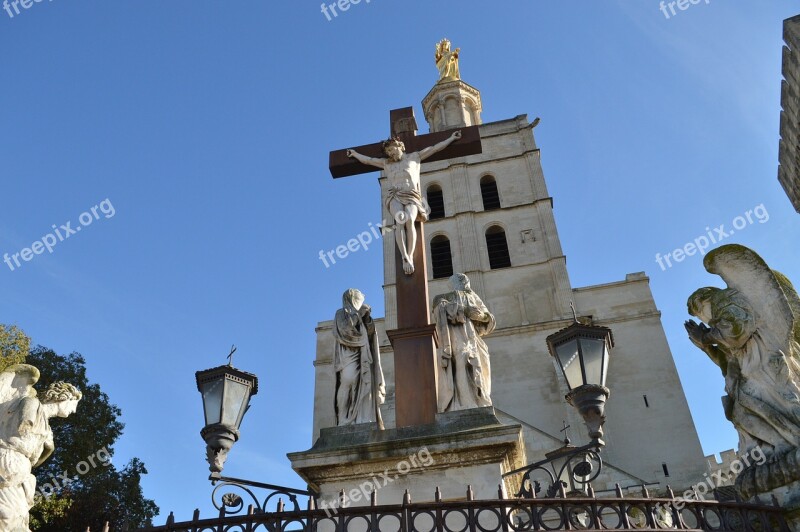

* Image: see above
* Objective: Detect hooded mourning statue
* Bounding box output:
[332,289,385,429]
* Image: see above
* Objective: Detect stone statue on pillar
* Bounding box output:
[0,365,81,531]
[685,244,800,520]
[433,274,496,412]
[333,289,386,429]
[347,131,461,275]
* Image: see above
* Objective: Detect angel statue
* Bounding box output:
[0,365,81,531]
[436,39,461,83]
[685,244,800,460]
[433,273,496,412]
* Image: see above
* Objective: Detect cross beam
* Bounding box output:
[329,108,482,178]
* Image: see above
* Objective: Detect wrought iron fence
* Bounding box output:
[140,484,789,532]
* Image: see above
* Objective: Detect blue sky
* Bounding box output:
[2,0,798,522]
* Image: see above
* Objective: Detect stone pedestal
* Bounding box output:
[736,448,800,531]
[421,79,482,132]
[288,407,526,510]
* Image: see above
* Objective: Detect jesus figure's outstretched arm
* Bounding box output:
[419,130,462,161]
[347,149,386,169]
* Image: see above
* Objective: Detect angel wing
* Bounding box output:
[0,364,40,405]
[704,244,798,358]
[774,270,800,347]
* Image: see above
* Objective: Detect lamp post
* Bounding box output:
[196,355,258,480]
[194,351,315,515]
[546,311,614,445]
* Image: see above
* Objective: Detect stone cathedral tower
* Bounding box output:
[293,45,708,502]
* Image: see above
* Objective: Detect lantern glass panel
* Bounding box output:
[555,340,583,389]
[579,337,606,387]
[201,379,223,426]
[222,379,249,428]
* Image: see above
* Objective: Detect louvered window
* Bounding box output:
[427,185,445,220]
[486,226,511,269]
[480,176,501,210]
[430,236,454,279]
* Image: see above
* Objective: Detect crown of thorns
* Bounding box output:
[382,137,406,152]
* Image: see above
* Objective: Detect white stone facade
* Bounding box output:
[308,84,709,498]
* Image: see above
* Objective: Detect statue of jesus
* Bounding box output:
[347,130,461,275]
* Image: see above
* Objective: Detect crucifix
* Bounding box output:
[329,107,483,427]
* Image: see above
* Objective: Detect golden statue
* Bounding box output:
[436,39,460,83]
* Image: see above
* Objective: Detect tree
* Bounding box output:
[0,323,31,371]
[26,347,159,531]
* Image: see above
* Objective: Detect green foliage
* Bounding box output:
[0,324,30,371]
[29,494,71,529]
[27,347,158,531]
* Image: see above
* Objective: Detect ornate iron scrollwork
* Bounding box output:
[505,441,603,498]
[210,475,315,515]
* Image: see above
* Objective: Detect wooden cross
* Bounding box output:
[329,107,483,428]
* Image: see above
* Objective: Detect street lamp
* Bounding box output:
[546,312,614,444]
[196,355,258,480]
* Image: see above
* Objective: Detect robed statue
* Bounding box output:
[433,273,496,412]
[436,39,461,83]
[0,364,81,531]
[347,132,461,275]
[685,244,800,459]
[333,289,386,429]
